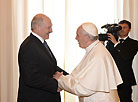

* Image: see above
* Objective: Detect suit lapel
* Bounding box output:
[30,33,57,63]
[123,36,131,43]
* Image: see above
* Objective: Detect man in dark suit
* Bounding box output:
[106,20,138,102]
[17,14,68,102]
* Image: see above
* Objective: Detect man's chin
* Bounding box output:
[45,35,49,39]
[79,45,84,49]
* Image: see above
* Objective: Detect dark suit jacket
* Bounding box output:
[17,34,68,102]
[106,37,138,86]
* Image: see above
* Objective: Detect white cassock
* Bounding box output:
[58,40,123,102]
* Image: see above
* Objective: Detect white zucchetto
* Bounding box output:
[82,22,98,36]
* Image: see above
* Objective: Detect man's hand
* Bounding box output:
[107,33,118,44]
[57,88,62,92]
[53,71,63,80]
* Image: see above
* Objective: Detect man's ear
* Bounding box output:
[86,35,91,40]
[35,24,40,31]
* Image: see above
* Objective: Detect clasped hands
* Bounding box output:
[53,71,63,92]
[53,71,63,80]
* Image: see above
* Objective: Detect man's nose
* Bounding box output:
[75,36,78,40]
[50,28,53,33]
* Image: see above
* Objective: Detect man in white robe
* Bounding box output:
[53,22,123,102]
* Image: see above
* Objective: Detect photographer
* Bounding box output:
[106,20,138,102]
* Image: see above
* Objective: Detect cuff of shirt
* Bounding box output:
[114,42,119,47]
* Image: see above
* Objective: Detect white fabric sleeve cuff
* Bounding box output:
[114,42,119,47]
[58,75,95,97]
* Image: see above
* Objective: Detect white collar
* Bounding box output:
[85,40,99,53]
[118,36,128,41]
[32,32,45,43]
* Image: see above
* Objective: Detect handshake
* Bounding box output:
[53,71,63,92]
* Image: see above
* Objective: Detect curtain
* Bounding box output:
[0,0,18,102]
[0,0,138,102]
[123,0,138,101]
[0,0,27,102]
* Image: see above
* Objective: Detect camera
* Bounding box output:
[98,23,122,41]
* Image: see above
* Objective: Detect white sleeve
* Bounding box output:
[114,42,119,47]
[58,75,95,97]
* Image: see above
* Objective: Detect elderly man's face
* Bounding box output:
[38,17,53,40]
[75,27,88,48]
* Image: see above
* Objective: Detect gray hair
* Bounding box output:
[88,34,98,41]
[31,14,45,31]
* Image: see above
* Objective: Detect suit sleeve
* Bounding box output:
[56,66,69,75]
